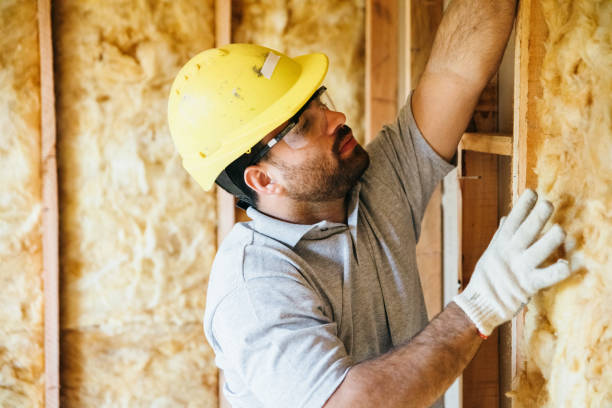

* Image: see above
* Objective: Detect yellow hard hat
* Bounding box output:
[167,43,329,191]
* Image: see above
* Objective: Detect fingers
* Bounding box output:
[523,224,566,269]
[489,216,507,244]
[529,259,571,292]
[513,199,554,249]
[502,189,538,236]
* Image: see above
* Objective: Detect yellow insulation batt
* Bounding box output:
[0,1,44,407]
[513,0,612,406]
[54,0,217,405]
[233,0,366,143]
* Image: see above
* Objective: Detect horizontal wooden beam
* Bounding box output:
[459,133,512,156]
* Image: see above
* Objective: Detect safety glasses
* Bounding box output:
[248,86,335,165]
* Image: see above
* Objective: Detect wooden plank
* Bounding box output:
[459,133,513,156]
[214,1,233,407]
[38,0,59,406]
[214,0,234,247]
[511,0,547,393]
[406,0,444,320]
[459,150,500,408]
[215,0,231,47]
[365,0,398,144]
[214,0,235,247]
[459,71,501,406]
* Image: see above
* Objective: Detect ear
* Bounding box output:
[243,164,283,197]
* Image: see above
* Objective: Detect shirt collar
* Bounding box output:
[246,182,361,248]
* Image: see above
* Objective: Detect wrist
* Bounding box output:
[453,286,500,336]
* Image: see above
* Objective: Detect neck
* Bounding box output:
[256,195,348,225]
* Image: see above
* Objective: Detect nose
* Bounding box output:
[325,109,346,136]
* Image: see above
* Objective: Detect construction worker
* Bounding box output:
[168,1,571,406]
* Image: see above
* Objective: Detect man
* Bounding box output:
[167,1,571,406]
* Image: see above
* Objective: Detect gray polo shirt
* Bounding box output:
[204,100,454,408]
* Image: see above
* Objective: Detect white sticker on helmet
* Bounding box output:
[261,52,280,79]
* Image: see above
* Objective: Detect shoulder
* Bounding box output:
[204,222,313,342]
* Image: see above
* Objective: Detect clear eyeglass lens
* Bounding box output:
[281,88,335,150]
[282,118,310,149]
[319,89,336,111]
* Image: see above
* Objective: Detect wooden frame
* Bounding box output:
[214,1,233,407]
[409,0,445,320]
[458,72,504,406]
[365,0,398,144]
[30,1,532,406]
[511,0,546,394]
[38,0,60,406]
[215,0,235,250]
[458,148,501,408]
[459,133,512,157]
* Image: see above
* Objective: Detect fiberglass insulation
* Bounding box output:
[54,0,218,405]
[232,0,366,144]
[513,0,612,406]
[0,1,44,407]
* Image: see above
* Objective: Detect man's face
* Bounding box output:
[263,93,370,202]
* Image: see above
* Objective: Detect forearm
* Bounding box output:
[426,0,516,86]
[324,302,482,408]
[412,0,517,160]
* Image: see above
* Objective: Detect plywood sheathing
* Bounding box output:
[232,0,365,145]
[512,0,612,406]
[54,1,218,405]
[0,1,45,406]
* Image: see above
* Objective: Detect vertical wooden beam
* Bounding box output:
[459,72,501,408]
[511,0,529,390]
[214,2,233,407]
[215,0,236,249]
[38,0,59,406]
[408,0,444,320]
[458,150,500,408]
[511,0,547,392]
[365,0,398,144]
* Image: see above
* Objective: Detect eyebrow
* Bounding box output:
[294,113,311,134]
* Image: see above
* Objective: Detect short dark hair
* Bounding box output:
[217,140,269,209]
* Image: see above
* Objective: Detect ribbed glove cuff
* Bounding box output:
[453,286,500,337]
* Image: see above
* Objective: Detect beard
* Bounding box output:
[269,126,370,202]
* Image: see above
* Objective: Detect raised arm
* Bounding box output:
[412,0,517,161]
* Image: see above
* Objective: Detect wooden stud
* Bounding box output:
[365,0,398,144]
[214,0,235,249]
[459,149,501,408]
[459,71,501,406]
[408,0,444,320]
[38,0,59,406]
[511,0,547,391]
[214,1,233,407]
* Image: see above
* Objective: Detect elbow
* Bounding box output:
[322,368,361,408]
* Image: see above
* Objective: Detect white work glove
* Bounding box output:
[454,189,571,336]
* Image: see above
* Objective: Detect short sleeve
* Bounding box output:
[365,94,455,237]
[210,275,352,408]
